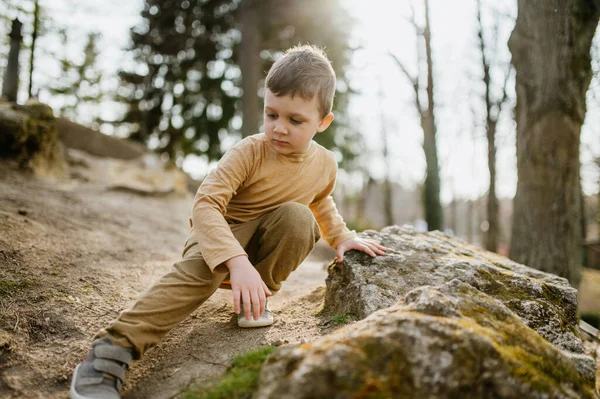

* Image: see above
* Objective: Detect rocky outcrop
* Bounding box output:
[67,149,189,196]
[57,118,146,160]
[257,279,595,398]
[255,225,597,398]
[324,226,594,378]
[0,100,66,178]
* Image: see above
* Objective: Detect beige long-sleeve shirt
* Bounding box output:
[190,133,356,271]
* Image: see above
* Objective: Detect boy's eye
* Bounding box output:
[290,118,302,125]
[266,112,277,119]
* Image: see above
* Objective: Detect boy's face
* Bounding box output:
[264,89,334,155]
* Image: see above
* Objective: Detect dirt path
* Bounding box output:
[0,161,335,399]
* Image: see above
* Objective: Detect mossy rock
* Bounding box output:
[257,280,596,399]
[324,225,595,380]
[0,100,66,177]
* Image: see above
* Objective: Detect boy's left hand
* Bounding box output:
[336,238,387,263]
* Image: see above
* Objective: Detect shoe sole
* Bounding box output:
[70,364,86,399]
[238,318,274,328]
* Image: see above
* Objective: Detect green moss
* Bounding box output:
[331,314,352,325]
[0,102,59,166]
[469,268,579,338]
[452,288,592,394]
[0,277,39,297]
[184,346,276,399]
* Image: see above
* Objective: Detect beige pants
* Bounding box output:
[95,202,320,358]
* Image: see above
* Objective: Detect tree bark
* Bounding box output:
[239,0,261,138]
[422,0,443,231]
[508,0,599,287]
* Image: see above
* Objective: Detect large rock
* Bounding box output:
[323,225,595,380]
[256,279,596,398]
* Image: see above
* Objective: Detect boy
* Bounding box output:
[70,45,386,399]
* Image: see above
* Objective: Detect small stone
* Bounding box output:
[18,209,27,216]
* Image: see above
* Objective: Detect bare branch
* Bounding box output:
[389,52,417,86]
[389,51,422,113]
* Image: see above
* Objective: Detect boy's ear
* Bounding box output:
[317,112,335,133]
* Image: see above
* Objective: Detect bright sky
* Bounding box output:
[18,0,600,203]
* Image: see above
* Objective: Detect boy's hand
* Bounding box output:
[225,255,272,321]
[336,238,387,263]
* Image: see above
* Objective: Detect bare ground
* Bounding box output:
[0,160,337,399]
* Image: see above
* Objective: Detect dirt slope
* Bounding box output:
[0,160,335,399]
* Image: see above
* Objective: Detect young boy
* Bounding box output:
[69,45,386,399]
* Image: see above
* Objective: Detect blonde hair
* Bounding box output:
[265,45,336,118]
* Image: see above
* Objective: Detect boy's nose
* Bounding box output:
[274,124,287,134]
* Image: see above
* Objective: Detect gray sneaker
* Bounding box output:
[70,338,133,399]
[238,299,274,328]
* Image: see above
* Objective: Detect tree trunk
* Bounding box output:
[467,199,474,243]
[422,0,443,231]
[383,177,394,227]
[508,0,599,287]
[2,19,23,102]
[28,0,40,98]
[358,176,373,224]
[239,0,261,138]
[450,194,457,235]
[380,85,394,227]
[486,119,499,252]
[476,0,501,253]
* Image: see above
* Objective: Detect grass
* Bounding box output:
[0,277,38,298]
[331,314,351,325]
[184,346,276,399]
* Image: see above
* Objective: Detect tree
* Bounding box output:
[48,30,104,127]
[0,0,34,102]
[118,0,359,166]
[238,0,260,138]
[378,84,394,227]
[27,0,39,98]
[390,0,443,231]
[508,0,600,287]
[1,19,23,102]
[475,0,511,253]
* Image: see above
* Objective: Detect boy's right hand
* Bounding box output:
[225,255,272,321]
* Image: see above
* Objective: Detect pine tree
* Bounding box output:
[48,30,105,127]
[117,0,360,166]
